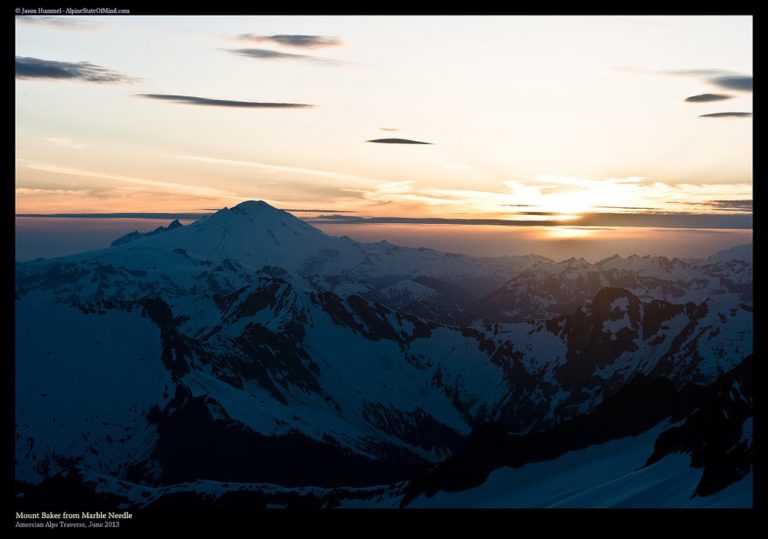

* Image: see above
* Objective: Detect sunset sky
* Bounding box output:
[15,15,752,260]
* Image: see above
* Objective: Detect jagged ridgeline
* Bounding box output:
[15,201,752,508]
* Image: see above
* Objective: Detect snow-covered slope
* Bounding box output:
[708,242,752,263]
[402,355,752,508]
[15,201,752,508]
[23,201,533,301]
[484,250,752,322]
[407,423,752,508]
[16,295,174,484]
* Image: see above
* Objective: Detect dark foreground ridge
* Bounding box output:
[400,354,752,506]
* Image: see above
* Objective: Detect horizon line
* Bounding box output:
[15,211,752,230]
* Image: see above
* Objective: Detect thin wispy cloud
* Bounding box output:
[309,214,560,226]
[666,69,726,77]
[306,212,752,230]
[16,187,90,196]
[440,162,474,170]
[284,208,357,213]
[22,161,240,200]
[368,138,433,145]
[343,174,752,219]
[45,137,86,150]
[578,213,752,229]
[625,68,753,93]
[593,205,658,211]
[227,48,310,60]
[15,210,210,219]
[696,199,752,213]
[379,127,400,132]
[223,48,344,66]
[710,75,752,91]
[528,175,646,189]
[514,211,565,216]
[236,34,343,49]
[685,93,733,103]
[136,94,314,109]
[376,181,415,194]
[17,16,102,30]
[699,112,752,118]
[15,56,134,83]
[173,155,382,185]
[663,69,752,92]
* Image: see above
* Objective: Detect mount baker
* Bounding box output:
[15,201,752,508]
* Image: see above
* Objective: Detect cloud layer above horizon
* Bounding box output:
[367,138,432,145]
[685,93,733,103]
[136,93,314,108]
[223,47,342,65]
[17,16,101,30]
[15,16,752,224]
[235,34,343,48]
[664,69,753,92]
[15,56,133,83]
[699,112,752,118]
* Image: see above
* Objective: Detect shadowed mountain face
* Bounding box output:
[15,201,752,508]
[400,355,752,507]
[111,219,184,247]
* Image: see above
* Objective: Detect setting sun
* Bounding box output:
[545,226,600,240]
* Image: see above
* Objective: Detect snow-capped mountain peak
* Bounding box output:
[188,199,326,240]
[708,243,752,263]
[216,200,320,233]
[103,200,333,272]
[14,201,752,509]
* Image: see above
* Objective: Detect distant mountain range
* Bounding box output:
[15,201,752,509]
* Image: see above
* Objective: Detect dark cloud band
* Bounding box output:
[711,75,752,91]
[685,93,733,103]
[662,69,752,93]
[699,112,752,118]
[17,16,98,30]
[368,138,432,145]
[699,200,752,213]
[15,56,133,83]
[227,48,311,60]
[224,48,342,65]
[308,212,752,229]
[136,94,314,108]
[236,34,342,49]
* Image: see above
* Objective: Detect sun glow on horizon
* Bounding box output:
[15,16,751,222]
[544,227,601,240]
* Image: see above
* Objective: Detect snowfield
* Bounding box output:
[15,201,753,508]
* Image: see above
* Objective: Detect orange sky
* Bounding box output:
[16,16,752,220]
